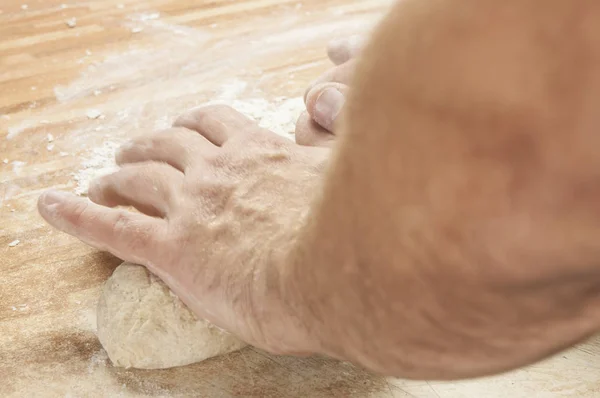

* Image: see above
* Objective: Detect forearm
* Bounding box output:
[276,0,600,379]
[277,2,499,376]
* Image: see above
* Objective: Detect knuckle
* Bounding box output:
[201,104,235,114]
[178,105,219,122]
[113,212,155,252]
[147,132,169,147]
[174,107,216,132]
[158,127,188,140]
[175,104,218,125]
[122,136,152,157]
[172,112,193,127]
[183,104,241,126]
[69,200,91,229]
[87,178,104,202]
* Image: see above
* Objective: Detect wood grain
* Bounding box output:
[1,0,600,396]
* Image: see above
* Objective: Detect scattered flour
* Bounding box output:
[85,109,103,120]
[65,18,77,28]
[72,142,120,195]
[11,161,26,175]
[13,10,376,195]
[77,307,98,332]
[225,97,305,137]
[71,93,306,195]
[87,349,109,374]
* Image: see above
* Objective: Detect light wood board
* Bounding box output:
[1,0,600,396]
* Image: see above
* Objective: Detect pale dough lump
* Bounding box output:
[96,262,247,369]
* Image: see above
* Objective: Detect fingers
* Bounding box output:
[173,104,257,146]
[88,162,184,218]
[304,83,348,133]
[295,112,335,147]
[116,128,213,172]
[327,36,365,65]
[304,60,356,102]
[38,190,168,265]
[298,37,360,134]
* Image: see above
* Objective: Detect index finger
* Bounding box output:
[38,190,168,268]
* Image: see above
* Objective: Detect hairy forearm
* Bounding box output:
[277,0,503,379]
[276,0,600,380]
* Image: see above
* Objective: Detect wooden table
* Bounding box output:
[2,0,600,396]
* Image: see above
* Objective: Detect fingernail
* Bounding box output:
[39,190,69,207]
[314,88,345,132]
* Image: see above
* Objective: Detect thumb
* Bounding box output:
[305,82,349,133]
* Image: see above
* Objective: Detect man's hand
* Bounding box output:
[38,105,327,355]
[295,36,363,146]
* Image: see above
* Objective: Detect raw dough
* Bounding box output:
[97,262,247,369]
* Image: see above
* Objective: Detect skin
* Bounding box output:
[295,36,360,146]
[38,0,600,380]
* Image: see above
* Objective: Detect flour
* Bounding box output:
[1,3,397,396]
[12,161,26,175]
[224,97,305,137]
[71,92,306,195]
[21,10,375,195]
[72,142,120,195]
[65,18,77,28]
[77,307,98,332]
[85,109,103,120]
[87,349,109,374]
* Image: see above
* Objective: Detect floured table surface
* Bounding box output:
[2,0,600,397]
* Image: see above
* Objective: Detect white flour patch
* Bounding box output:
[224,97,305,137]
[65,18,77,28]
[12,161,26,175]
[206,79,305,137]
[6,125,26,140]
[87,349,109,374]
[10,9,379,195]
[72,142,120,195]
[1,184,21,207]
[78,306,98,333]
[85,109,103,120]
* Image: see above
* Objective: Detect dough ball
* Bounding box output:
[96,262,247,369]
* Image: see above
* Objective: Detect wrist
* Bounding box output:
[245,227,321,355]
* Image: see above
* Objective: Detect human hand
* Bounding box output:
[295,36,363,146]
[38,105,328,355]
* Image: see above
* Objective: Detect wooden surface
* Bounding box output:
[2,0,600,396]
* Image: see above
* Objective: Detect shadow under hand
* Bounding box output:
[109,346,391,397]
